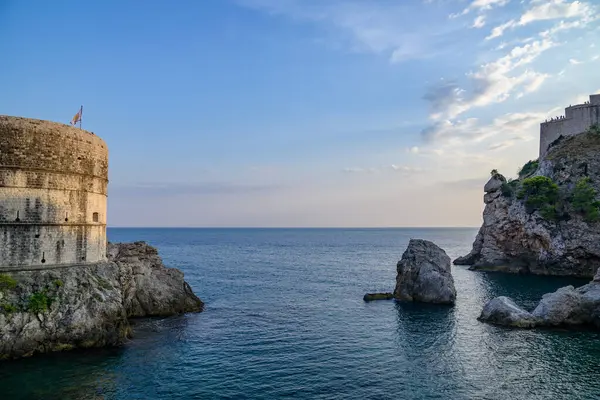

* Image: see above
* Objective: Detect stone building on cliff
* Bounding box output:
[0,116,108,270]
[539,94,600,158]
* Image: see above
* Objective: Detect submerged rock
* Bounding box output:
[478,296,536,328]
[393,239,456,304]
[0,242,203,360]
[363,292,393,302]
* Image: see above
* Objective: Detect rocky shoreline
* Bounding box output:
[0,242,203,360]
[455,131,600,278]
[480,268,600,329]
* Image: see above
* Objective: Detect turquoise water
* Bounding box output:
[1,228,600,400]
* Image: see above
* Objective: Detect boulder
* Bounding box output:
[363,293,393,302]
[484,174,505,193]
[531,285,587,326]
[393,239,456,304]
[478,296,536,328]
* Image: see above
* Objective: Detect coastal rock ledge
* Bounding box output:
[479,269,600,330]
[0,241,203,360]
[394,239,456,304]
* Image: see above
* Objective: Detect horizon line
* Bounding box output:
[107,226,480,229]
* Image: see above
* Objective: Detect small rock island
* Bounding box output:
[0,116,203,360]
[365,239,456,305]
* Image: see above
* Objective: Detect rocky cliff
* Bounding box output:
[455,129,600,278]
[0,242,203,360]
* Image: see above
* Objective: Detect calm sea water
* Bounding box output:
[1,228,600,400]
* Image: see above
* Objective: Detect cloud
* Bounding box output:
[111,181,284,197]
[421,111,544,144]
[451,0,510,18]
[342,167,378,173]
[237,0,462,63]
[343,165,425,174]
[487,0,598,39]
[424,39,554,120]
[569,58,583,65]
[390,165,425,173]
[438,177,488,190]
[472,15,486,28]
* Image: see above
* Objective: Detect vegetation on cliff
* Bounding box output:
[572,177,600,222]
[517,176,560,220]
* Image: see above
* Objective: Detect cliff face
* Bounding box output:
[0,242,203,360]
[455,131,600,278]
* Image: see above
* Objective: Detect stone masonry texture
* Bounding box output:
[0,116,108,268]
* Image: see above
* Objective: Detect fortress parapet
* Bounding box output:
[540,94,600,158]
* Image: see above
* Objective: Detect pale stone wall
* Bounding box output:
[0,116,108,268]
[540,95,600,158]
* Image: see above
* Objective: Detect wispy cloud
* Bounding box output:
[487,0,598,39]
[421,111,543,144]
[423,38,554,121]
[111,181,285,197]
[451,0,510,18]
[237,0,463,63]
[472,15,486,29]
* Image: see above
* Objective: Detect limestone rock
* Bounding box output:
[454,131,600,278]
[478,296,536,328]
[108,242,203,317]
[531,286,587,326]
[393,239,456,304]
[479,279,600,330]
[363,293,393,301]
[0,242,203,360]
[484,174,505,193]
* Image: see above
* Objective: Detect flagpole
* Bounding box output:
[79,105,83,129]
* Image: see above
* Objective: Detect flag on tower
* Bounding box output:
[70,106,83,127]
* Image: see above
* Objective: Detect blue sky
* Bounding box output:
[1,0,599,227]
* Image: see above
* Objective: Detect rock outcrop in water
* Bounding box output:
[455,130,600,278]
[479,269,600,329]
[394,239,456,304]
[478,296,536,328]
[0,242,203,360]
[363,292,394,301]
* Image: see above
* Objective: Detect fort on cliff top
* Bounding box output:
[0,116,108,270]
[540,94,600,158]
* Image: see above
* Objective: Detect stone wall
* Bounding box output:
[0,116,108,269]
[540,95,600,158]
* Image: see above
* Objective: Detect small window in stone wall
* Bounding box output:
[93,212,99,222]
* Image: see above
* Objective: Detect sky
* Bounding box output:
[0,0,599,227]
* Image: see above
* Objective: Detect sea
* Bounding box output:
[1,228,599,400]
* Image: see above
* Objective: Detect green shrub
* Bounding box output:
[53,279,64,288]
[518,159,539,178]
[0,274,17,291]
[1,303,17,314]
[27,291,52,314]
[490,169,499,176]
[518,176,559,218]
[501,179,520,198]
[572,177,600,222]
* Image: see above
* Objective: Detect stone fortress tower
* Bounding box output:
[539,94,600,158]
[0,116,108,269]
